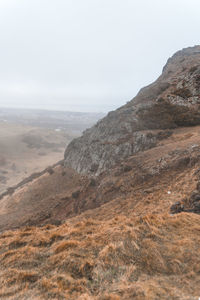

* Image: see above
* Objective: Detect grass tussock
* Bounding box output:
[54,240,80,254]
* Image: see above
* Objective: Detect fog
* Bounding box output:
[0,0,199,112]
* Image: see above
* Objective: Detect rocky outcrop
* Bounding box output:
[170,178,200,215]
[64,45,200,175]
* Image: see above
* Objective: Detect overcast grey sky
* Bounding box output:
[0,0,199,112]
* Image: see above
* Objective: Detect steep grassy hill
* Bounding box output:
[0,46,200,299]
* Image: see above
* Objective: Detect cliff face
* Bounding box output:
[64,46,200,175]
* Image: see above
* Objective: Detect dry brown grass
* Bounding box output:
[0,126,200,299]
[54,240,80,254]
[0,210,200,299]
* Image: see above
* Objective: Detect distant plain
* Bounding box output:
[0,107,104,194]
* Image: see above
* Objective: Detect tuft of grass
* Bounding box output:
[17,271,39,283]
[54,240,80,254]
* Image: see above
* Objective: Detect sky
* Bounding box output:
[0,0,199,113]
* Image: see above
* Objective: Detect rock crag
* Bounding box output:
[64,46,200,175]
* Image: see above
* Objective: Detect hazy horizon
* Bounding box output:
[0,103,106,114]
[0,0,200,112]
[0,102,109,114]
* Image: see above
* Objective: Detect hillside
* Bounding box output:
[0,134,200,299]
[64,46,200,175]
[0,46,200,299]
[0,124,200,232]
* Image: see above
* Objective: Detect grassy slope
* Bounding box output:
[0,126,200,299]
[0,213,200,299]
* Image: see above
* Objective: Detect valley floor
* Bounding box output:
[0,122,70,194]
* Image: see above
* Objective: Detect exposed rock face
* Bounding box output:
[64,46,200,175]
[170,180,200,215]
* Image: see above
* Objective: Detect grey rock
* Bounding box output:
[196,181,200,191]
[64,46,200,175]
[190,191,200,202]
